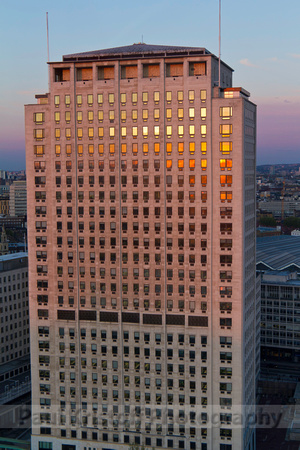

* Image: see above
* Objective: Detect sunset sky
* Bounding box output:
[1,0,300,170]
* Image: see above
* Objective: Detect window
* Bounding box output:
[220,106,232,119]
[189,62,206,76]
[220,142,232,155]
[220,191,233,202]
[220,124,233,137]
[34,113,45,124]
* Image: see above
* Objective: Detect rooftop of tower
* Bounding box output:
[63,42,212,62]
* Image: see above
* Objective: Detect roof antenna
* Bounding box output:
[218,0,221,87]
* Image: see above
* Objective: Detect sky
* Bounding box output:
[1,0,300,170]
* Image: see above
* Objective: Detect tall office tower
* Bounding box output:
[25,44,257,450]
[9,180,27,217]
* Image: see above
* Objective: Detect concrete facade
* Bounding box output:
[25,44,257,450]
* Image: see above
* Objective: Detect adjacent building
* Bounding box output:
[25,43,257,450]
[9,180,27,217]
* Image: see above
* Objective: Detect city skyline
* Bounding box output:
[1,0,300,170]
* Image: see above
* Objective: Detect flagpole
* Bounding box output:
[219,0,221,87]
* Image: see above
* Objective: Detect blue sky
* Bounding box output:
[1,0,300,170]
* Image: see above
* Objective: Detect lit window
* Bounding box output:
[178,143,184,154]
[77,111,83,123]
[132,127,138,138]
[154,91,160,103]
[87,111,93,122]
[189,159,195,170]
[200,90,207,102]
[132,144,138,155]
[76,95,82,106]
[131,110,137,121]
[109,144,115,155]
[54,95,60,107]
[166,143,172,154]
[220,191,233,202]
[220,142,232,154]
[54,112,60,123]
[154,143,160,154]
[200,125,207,136]
[55,145,61,156]
[34,145,45,156]
[166,91,172,103]
[220,124,232,137]
[178,125,184,137]
[132,92,138,104]
[143,126,148,138]
[65,111,70,123]
[154,126,160,137]
[120,93,126,105]
[34,113,45,124]
[201,159,207,170]
[154,109,160,121]
[108,93,114,105]
[34,129,45,140]
[143,143,148,154]
[220,107,233,119]
[177,91,183,103]
[66,144,71,155]
[98,144,104,156]
[201,142,207,154]
[109,127,115,138]
[121,127,127,138]
[98,111,104,122]
[189,125,195,137]
[77,128,83,139]
[188,108,195,120]
[178,160,184,170]
[65,128,71,140]
[200,107,207,120]
[166,160,172,169]
[189,142,195,154]
[88,144,94,155]
[97,93,103,105]
[166,108,172,121]
[142,109,148,121]
[201,175,207,185]
[121,144,127,154]
[220,159,232,170]
[98,127,104,139]
[189,90,195,102]
[87,94,93,106]
[65,95,71,106]
[142,92,148,104]
[178,108,184,120]
[78,144,83,155]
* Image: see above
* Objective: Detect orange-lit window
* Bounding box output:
[98,144,104,156]
[220,175,232,186]
[98,127,104,139]
[34,145,44,156]
[154,143,160,154]
[121,144,127,155]
[143,109,148,121]
[201,175,207,186]
[88,127,94,139]
[132,144,138,155]
[78,145,83,156]
[189,175,195,185]
[88,111,93,122]
[109,144,115,155]
[201,191,207,201]
[66,144,71,155]
[220,159,233,170]
[166,143,172,154]
[88,144,94,155]
[77,128,83,139]
[143,143,149,155]
[220,124,232,137]
[189,142,195,154]
[178,108,184,120]
[201,142,207,154]
[166,109,172,121]
[220,142,232,154]
[178,160,184,170]
[201,159,207,170]
[189,159,196,170]
[166,160,172,169]
[220,191,232,202]
[178,143,184,154]
[189,191,195,201]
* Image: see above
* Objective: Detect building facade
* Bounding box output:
[9,180,27,217]
[25,44,257,450]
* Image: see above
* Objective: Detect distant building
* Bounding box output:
[0,228,8,255]
[9,180,27,217]
[291,229,300,236]
[0,194,9,215]
[0,252,30,404]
